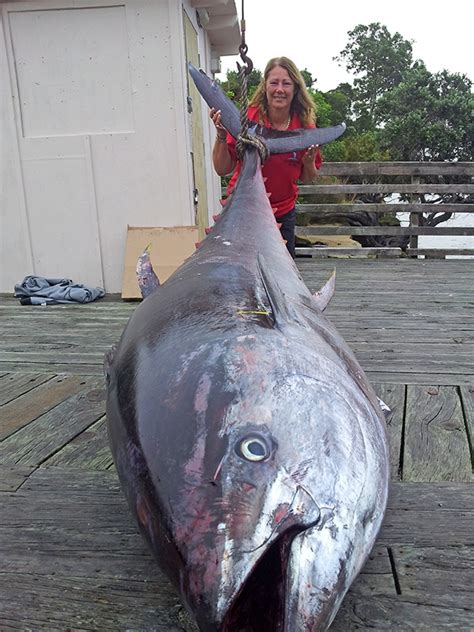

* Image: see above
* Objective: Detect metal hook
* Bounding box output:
[238,42,253,75]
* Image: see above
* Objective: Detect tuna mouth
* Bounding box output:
[222,527,301,632]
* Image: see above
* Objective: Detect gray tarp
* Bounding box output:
[14,276,105,305]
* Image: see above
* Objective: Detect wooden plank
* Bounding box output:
[0,362,104,375]
[373,384,405,480]
[299,183,474,195]
[296,203,474,213]
[44,415,114,470]
[406,248,474,256]
[389,545,474,609]
[459,385,474,469]
[296,225,474,236]
[0,372,54,405]
[0,465,35,491]
[1,467,472,630]
[403,386,472,482]
[0,378,105,466]
[0,374,91,441]
[365,372,472,387]
[0,574,184,632]
[332,592,473,630]
[388,481,474,511]
[316,161,474,177]
[296,247,402,257]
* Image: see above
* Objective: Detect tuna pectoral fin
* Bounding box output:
[257,255,302,328]
[136,244,160,299]
[312,269,336,311]
[188,63,241,139]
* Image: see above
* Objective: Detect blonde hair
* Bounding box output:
[249,57,316,128]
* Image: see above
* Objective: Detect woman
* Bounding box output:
[210,56,321,258]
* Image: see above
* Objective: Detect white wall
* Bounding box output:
[0,0,230,293]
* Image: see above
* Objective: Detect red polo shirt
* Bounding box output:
[225,106,322,218]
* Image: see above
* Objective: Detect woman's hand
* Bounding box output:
[301,145,319,183]
[210,108,227,141]
[302,145,318,167]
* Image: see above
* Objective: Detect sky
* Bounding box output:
[218,0,473,92]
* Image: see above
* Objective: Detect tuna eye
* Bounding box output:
[237,436,269,462]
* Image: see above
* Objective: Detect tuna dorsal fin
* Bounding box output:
[257,254,300,328]
[136,244,160,299]
[312,269,336,311]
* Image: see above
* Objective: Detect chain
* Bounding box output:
[234,2,268,163]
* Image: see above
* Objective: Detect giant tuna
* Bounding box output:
[105,64,390,631]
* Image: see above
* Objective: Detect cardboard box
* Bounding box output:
[121,225,199,300]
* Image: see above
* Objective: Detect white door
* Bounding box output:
[1,0,192,292]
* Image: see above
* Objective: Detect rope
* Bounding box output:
[234,7,269,163]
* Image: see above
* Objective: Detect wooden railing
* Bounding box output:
[295,162,474,258]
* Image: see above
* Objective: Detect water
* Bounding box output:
[398,211,474,258]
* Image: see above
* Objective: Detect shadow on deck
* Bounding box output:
[0,258,473,630]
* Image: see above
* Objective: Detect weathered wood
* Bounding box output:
[388,481,474,511]
[390,545,474,609]
[317,161,474,177]
[0,374,91,441]
[296,247,402,257]
[403,386,472,482]
[1,468,472,630]
[459,385,474,469]
[374,384,405,480]
[297,225,474,236]
[0,464,35,492]
[0,573,184,631]
[0,378,105,466]
[296,203,474,214]
[45,415,114,470]
[405,248,474,257]
[0,372,54,406]
[298,183,474,195]
[0,362,104,375]
[332,592,473,630]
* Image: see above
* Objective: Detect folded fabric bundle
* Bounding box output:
[14,276,105,305]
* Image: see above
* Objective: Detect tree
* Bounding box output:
[376,66,473,161]
[334,23,414,127]
[219,68,262,102]
[300,68,315,89]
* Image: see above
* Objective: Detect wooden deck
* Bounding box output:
[1,258,473,630]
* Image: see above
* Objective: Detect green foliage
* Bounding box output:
[300,68,315,88]
[376,67,473,160]
[217,31,472,163]
[309,90,332,127]
[334,22,414,124]
[344,131,391,162]
[219,69,262,103]
[324,88,352,126]
[320,140,347,162]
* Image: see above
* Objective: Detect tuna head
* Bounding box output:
[107,315,388,632]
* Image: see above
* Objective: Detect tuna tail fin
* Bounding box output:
[263,124,346,154]
[188,63,241,139]
[312,269,336,312]
[136,244,160,299]
[188,64,346,152]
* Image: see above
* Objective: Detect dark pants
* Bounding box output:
[278,208,296,258]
